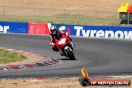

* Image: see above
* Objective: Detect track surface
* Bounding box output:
[0,34,132,78]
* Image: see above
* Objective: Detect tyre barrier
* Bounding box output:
[0,59,59,72]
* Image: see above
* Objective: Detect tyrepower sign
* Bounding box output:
[0,25,9,33]
[51,23,132,39]
[74,26,132,39]
[0,21,28,34]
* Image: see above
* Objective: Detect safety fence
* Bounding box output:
[0,6,121,25]
[0,21,132,39]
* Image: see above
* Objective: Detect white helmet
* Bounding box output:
[50,26,56,31]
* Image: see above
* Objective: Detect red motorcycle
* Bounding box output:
[50,34,75,60]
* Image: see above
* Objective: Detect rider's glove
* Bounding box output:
[65,32,69,36]
[50,42,55,46]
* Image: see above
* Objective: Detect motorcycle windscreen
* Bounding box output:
[55,33,62,40]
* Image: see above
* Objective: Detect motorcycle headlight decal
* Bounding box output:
[58,38,66,45]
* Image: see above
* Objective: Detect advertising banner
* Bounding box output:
[51,23,132,39]
[0,21,28,33]
[28,23,50,35]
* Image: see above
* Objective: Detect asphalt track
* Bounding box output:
[0,34,132,78]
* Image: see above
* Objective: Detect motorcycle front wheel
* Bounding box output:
[64,46,76,60]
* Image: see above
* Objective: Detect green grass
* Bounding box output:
[0,15,121,25]
[0,48,27,64]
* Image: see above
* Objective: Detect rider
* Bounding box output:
[49,25,72,51]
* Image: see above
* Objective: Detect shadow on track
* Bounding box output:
[58,57,77,61]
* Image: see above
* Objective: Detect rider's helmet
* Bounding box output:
[50,26,58,35]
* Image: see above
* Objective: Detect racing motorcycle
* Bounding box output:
[50,34,75,60]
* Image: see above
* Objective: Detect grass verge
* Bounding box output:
[0,48,27,64]
[0,15,120,25]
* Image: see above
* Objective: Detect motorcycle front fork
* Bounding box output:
[58,48,64,56]
[70,42,74,48]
